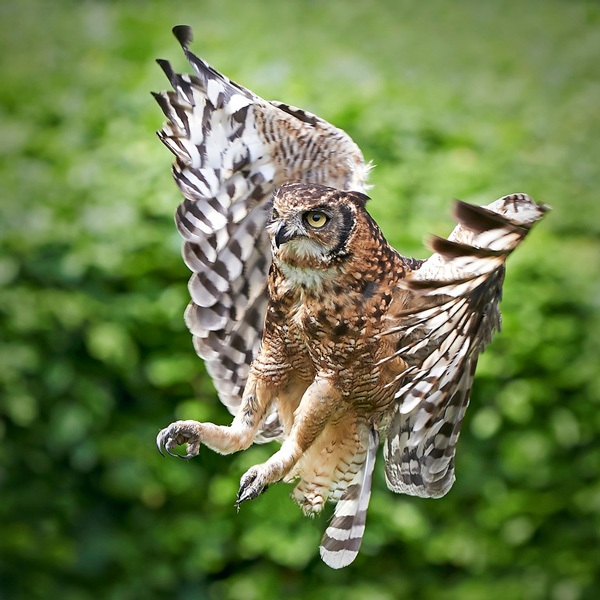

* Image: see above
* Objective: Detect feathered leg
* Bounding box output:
[236,376,342,504]
[156,372,277,458]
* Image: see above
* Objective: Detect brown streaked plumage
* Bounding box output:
[153,26,549,569]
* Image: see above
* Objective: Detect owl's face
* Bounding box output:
[268,183,370,268]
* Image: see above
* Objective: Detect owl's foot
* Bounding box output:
[294,489,326,516]
[236,465,272,506]
[156,420,203,459]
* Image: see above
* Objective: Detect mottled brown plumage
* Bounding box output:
[154,26,548,569]
[252,185,411,510]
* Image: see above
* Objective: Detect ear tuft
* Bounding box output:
[348,191,370,207]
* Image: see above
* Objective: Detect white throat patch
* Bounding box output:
[278,261,337,289]
[275,236,328,260]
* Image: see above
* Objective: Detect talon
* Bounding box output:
[236,467,269,506]
[236,478,255,505]
[156,421,202,459]
[165,444,179,458]
[156,433,165,457]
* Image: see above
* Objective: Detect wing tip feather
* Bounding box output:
[453,200,518,233]
[155,59,179,90]
[427,234,505,259]
[172,25,194,49]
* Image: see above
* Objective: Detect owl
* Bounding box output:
[154,26,548,568]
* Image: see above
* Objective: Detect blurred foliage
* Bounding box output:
[1,0,599,598]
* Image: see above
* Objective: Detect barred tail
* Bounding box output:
[320,426,379,569]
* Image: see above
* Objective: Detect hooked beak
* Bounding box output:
[274,221,294,248]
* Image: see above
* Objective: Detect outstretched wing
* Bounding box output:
[382,193,549,497]
[154,26,369,439]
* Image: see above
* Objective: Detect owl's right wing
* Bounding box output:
[382,194,548,497]
[154,26,369,440]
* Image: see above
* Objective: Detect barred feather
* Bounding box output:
[382,194,548,497]
[320,426,379,569]
[155,26,369,438]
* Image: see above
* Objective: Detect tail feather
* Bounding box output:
[320,427,379,569]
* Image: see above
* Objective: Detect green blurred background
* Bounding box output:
[1,0,599,598]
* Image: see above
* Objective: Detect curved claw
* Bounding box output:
[156,428,175,457]
[165,444,179,458]
[156,421,202,459]
[156,433,165,457]
[236,467,270,506]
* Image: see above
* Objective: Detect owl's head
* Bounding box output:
[267,183,371,268]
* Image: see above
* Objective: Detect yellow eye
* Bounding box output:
[304,211,328,228]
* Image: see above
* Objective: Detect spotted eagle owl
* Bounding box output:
[154,26,548,568]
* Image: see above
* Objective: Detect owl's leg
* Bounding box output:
[290,411,363,515]
[237,376,341,505]
[156,372,277,458]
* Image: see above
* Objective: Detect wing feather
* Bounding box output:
[383,194,548,497]
[155,26,369,439]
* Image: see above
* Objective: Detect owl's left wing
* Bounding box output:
[154,26,369,440]
[382,193,548,498]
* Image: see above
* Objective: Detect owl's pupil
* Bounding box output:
[312,214,321,222]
